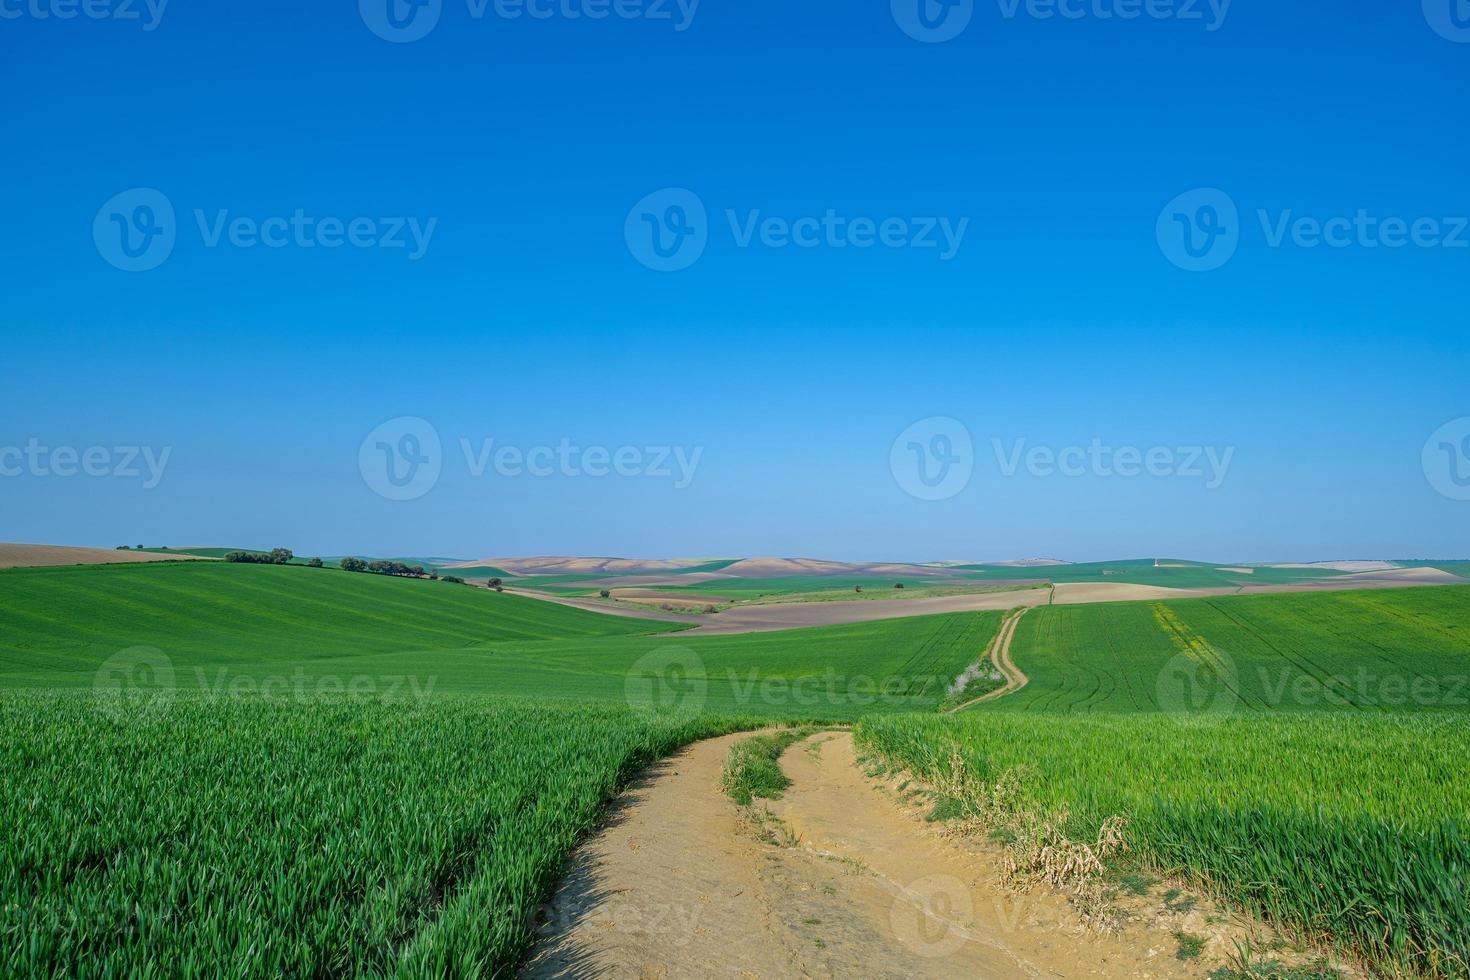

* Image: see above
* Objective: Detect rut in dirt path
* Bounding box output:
[522,730,1200,979]
[947,606,1029,712]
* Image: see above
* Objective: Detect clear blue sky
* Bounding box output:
[3,0,1468,562]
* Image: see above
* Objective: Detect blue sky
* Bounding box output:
[3,0,1468,562]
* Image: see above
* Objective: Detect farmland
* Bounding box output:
[4,558,1469,976]
[0,694,745,977]
[854,585,1470,976]
[854,712,1470,977]
[0,561,1001,718]
[994,585,1470,713]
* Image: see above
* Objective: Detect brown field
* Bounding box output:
[0,543,211,569]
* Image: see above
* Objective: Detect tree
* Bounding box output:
[117,545,130,550]
[307,557,324,568]
[488,577,504,588]
[599,589,611,599]
[340,557,367,573]
[429,571,439,580]
[137,544,144,550]
[269,548,294,565]
[854,585,863,593]
[894,582,905,589]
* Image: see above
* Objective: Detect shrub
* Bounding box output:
[894,582,905,589]
[599,590,611,599]
[441,575,465,584]
[307,558,324,569]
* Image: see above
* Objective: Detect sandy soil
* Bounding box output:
[524,731,1252,978]
[1266,560,1401,572]
[1048,582,1216,604]
[501,588,705,625]
[0,543,211,569]
[611,588,737,604]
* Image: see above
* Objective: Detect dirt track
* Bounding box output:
[523,732,1213,978]
[947,607,1029,712]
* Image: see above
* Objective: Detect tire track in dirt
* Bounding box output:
[523,729,1203,979]
[947,607,1029,712]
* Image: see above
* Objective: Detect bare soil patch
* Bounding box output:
[0,543,211,569]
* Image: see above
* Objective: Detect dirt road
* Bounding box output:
[523,732,1204,978]
[947,607,1029,712]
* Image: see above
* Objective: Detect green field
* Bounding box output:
[855,712,1470,978]
[4,560,1469,976]
[853,586,1470,977]
[0,562,999,718]
[995,587,1470,714]
[0,694,744,977]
